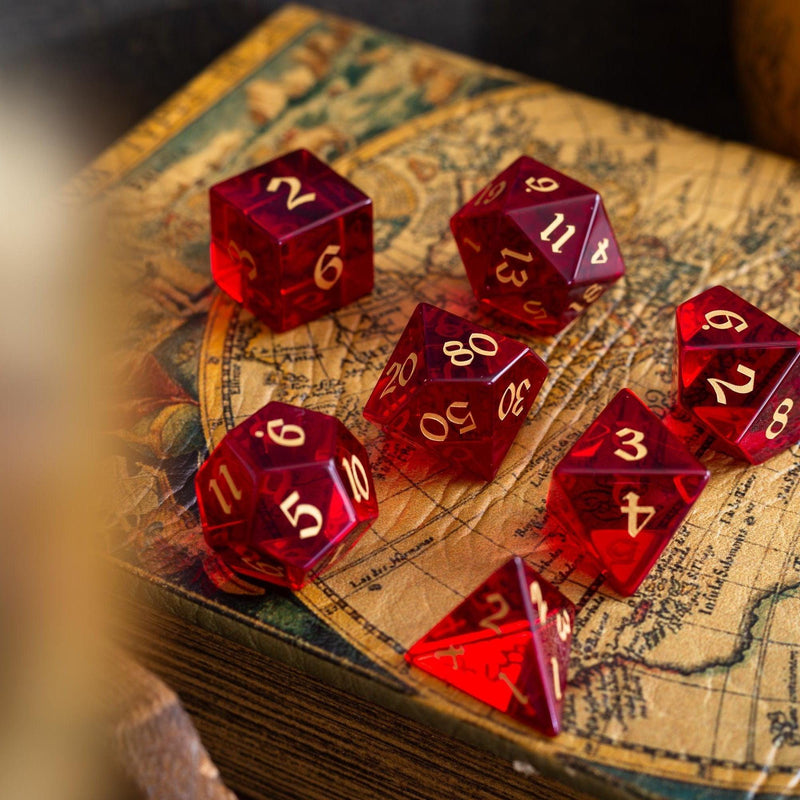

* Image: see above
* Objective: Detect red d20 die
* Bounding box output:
[362,303,548,480]
[406,557,574,737]
[675,285,800,463]
[548,389,709,596]
[196,402,378,590]
[450,155,625,335]
[209,149,373,331]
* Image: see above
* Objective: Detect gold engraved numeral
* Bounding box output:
[551,657,563,700]
[379,352,418,399]
[463,237,481,252]
[539,212,576,253]
[590,237,610,264]
[613,427,648,462]
[568,283,604,313]
[420,401,477,442]
[498,379,531,420]
[433,646,464,669]
[314,244,343,290]
[473,179,506,206]
[529,580,549,625]
[228,240,257,280]
[707,364,756,405]
[208,463,242,516]
[495,247,532,287]
[257,418,306,447]
[341,454,371,503]
[498,672,529,704]
[478,592,510,634]
[266,175,316,209]
[702,309,749,333]
[766,398,794,440]
[442,333,498,366]
[523,299,548,320]
[525,176,559,193]
[620,491,656,538]
[279,491,323,539]
[556,609,572,642]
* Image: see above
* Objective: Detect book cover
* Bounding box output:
[83,4,800,798]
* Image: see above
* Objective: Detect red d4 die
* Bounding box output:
[406,557,574,737]
[450,155,625,335]
[548,389,709,596]
[362,303,548,480]
[209,149,373,331]
[196,402,378,590]
[675,285,800,463]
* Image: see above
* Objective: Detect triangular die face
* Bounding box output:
[559,389,707,476]
[407,631,560,733]
[741,363,800,461]
[363,304,427,426]
[677,285,800,350]
[504,155,597,211]
[573,200,625,284]
[508,194,598,283]
[679,346,798,443]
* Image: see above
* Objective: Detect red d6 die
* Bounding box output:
[548,389,709,596]
[209,149,373,331]
[675,285,800,463]
[450,155,625,334]
[196,402,379,590]
[406,557,574,736]
[363,303,548,480]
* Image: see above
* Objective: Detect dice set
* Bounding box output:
[196,147,800,736]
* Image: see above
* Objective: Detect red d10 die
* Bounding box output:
[450,155,625,335]
[406,557,574,737]
[209,149,373,331]
[363,303,548,480]
[675,285,800,463]
[548,389,709,596]
[196,402,379,590]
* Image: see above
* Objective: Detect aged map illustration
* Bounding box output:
[94,5,800,797]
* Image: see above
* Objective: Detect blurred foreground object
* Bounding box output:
[734,0,800,158]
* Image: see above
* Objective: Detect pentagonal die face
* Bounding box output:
[675,285,800,463]
[406,557,574,736]
[363,303,548,480]
[196,402,379,590]
[450,155,625,334]
[209,148,373,332]
[548,389,709,595]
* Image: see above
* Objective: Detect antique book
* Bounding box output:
[83,4,800,799]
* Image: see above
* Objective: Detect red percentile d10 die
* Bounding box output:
[548,389,709,596]
[362,303,548,480]
[405,556,574,737]
[209,149,373,332]
[675,285,800,463]
[195,401,379,590]
[450,155,625,335]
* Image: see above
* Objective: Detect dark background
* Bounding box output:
[0,0,747,171]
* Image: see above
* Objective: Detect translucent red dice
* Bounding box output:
[363,303,548,480]
[196,402,378,590]
[406,557,574,736]
[209,148,373,331]
[548,389,709,596]
[675,285,800,463]
[450,155,625,334]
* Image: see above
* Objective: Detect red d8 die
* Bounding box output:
[675,285,800,463]
[450,155,625,334]
[363,303,548,480]
[548,389,709,596]
[196,402,378,590]
[209,149,373,331]
[406,557,574,737]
